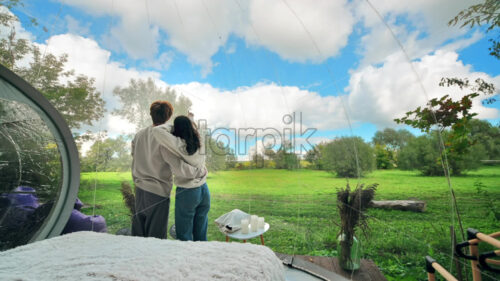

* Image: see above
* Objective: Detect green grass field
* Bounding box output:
[78,167,500,280]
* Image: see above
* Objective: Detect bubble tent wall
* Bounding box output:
[0,63,80,250]
[0,1,498,280]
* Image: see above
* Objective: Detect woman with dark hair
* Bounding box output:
[152,115,209,241]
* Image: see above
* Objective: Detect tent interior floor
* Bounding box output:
[277,253,387,281]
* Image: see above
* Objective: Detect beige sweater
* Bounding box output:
[131,126,206,197]
[152,124,207,188]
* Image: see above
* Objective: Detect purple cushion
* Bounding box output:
[62,209,107,234]
[1,205,36,230]
[0,187,38,234]
[74,198,84,211]
[8,186,39,208]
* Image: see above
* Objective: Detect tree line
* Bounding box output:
[305,121,499,178]
[79,132,232,173]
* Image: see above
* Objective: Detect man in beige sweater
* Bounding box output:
[131,101,205,239]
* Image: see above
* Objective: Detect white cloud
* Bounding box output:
[50,0,492,80]
[59,0,355,75]
[143,51,174,70]
[34,33,348,137]
[109,17,159,60]
[38,34,498,139]
[106,115,137,136]
[65,15,90,36]
[34,33,163,135]
[79,138,93,156]
[172,82,347,132]
[248,140,267,156]
[346,50,500,128]
[39,34,161,99]
[225,43,237,54]
[7,1,498,145]
[440,30,484,53]
[31,35,500,139]
[60,0,242,76]
[243,0,354,62]
[353,0,484,65]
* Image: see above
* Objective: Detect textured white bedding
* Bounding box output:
[0,231,285,281]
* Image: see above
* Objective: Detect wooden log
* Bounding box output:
[370,200,426,212]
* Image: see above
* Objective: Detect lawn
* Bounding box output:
[78,167,500,281]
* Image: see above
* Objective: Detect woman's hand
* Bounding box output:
[198,166,208,178]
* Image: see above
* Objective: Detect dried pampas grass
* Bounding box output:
[337,182,377,268]
[120,181,136,216]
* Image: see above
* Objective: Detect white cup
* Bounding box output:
[250,215,258,232]
[241,219,249,234]
[258,217,265,229]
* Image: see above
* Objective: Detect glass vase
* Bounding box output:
[337,233,361,271]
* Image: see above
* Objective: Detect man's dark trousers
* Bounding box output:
[132,187,170,239]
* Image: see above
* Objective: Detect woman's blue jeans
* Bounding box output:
[175,183,210,241]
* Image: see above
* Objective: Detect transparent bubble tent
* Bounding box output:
[0,1,499,280]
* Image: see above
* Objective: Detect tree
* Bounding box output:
[113,78,192,130]
[81,134,112,172]
[469,119,500,160]
[398,131,486,176]
[19,47,105,129]
[0,0,35,70]
[0,98,61,200]
[395,2,499,175]
[320,137,375,178]
[304,145,323,169]
[106,135,133,172]
[372,128,414,169]
[372,128,414,151]
[224,148,237,169]
[398,134,442,175]
[394,78,495,175]
[251,152,265,168]
[0,3,105,130]
[263,148,277,168]
[374,144,395,169]
[449,0,500,59]
[263,148,276,161]
[81,135,132,172]
[204,137,228,172]
[273,140,298,170]
[0,23,30,70]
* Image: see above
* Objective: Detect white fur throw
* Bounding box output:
[0,232,285,281]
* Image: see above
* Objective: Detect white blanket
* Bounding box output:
[214,209,250,234]
[0,232,285,281]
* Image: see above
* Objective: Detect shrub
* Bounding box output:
[305,145,323,169]
[398,135,442,176]
[374,144,396,169]
[398,131,486,176]
[320,137,375,177]
[265,160,276,169]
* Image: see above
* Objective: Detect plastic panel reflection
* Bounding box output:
[0,79,62,250]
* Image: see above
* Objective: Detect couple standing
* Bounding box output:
[130,101,210,241]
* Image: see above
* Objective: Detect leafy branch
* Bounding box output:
[394,78,496,155]
[448,0,500,32]
[449,0,500,60]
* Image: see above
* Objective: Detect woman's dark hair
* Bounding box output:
[172,115,201,155]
